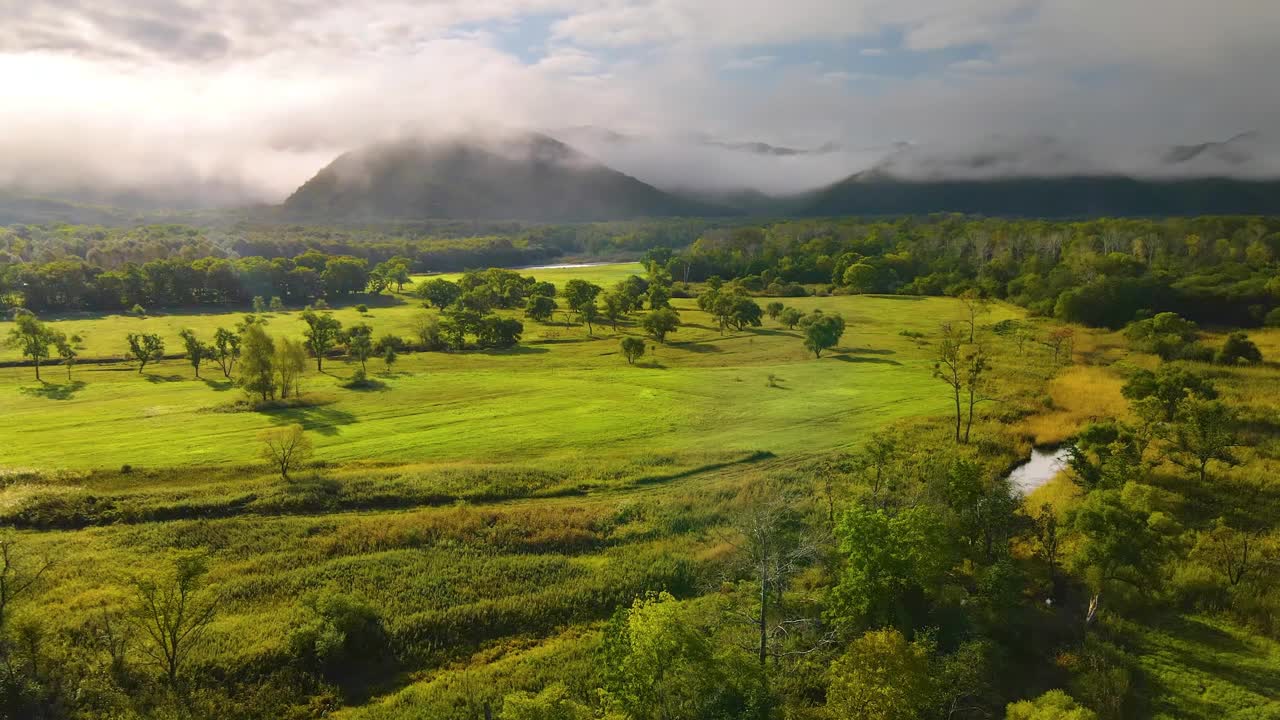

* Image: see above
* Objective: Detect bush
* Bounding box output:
[288,594,393,694]
[1265,307,1280,327]
[130,304,146,316]
[1216,332,1263,365]
[356,304,369,314]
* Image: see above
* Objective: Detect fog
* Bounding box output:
[1,0,1278,208]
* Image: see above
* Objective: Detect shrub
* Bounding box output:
[1265,307,1280,327]
[356,304,369,314]
[288,594,393,694]
[130,304,146,316]
[1216,332,1262,365]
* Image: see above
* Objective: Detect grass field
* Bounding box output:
[6,263,1278,719]
[1,263,1021,470]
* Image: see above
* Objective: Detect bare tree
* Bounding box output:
[962,342,992,444]
[958,290,990,343]
[1044,327,1075,366]
[0,536,54,632]
[718,486,829,670]
[130,556,220,689]
[258,424,313,480]
[934,323,965,443]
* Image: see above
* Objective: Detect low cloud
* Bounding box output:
[0,0,1277,207]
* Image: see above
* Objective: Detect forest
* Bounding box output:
[0,215,1278,720]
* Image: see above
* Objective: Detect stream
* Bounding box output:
[1006,446,1072,496]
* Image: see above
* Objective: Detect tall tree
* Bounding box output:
[259,424,313,479]
[238,323,277,402]
[301,309,343,372]
[54,332,81,381]
[642,308,680,344]
[212,327,241,379]
[1168,397,1240,483]
[346,323,374,372]
[934,323,965,443]
[826,628,935,720]
[178,329,212,378]
[275,337,307,399]
[963,342,991,444]
[6,313,57,381]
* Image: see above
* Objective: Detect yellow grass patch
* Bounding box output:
[1022,364,1128,445]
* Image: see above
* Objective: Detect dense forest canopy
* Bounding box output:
[3,215,1277,330]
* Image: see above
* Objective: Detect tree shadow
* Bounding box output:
[202,379,235,391]
[829,353,902,365]
[19,380,86,400]
[479,345,550,355]
[265,405,358,436]
[343,378,389,392]
[144,373,186,383]
[671,341,723,353]
[845,346,896,356]
[865,294,926,301]
[752,328,800,337]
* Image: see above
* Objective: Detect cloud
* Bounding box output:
[0,0,1278,205]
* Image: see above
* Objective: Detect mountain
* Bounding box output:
[801,171,1280,217]
[282,133,731,221]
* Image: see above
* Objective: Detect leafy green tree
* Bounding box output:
[525,294,557,323]
[320,256,369,297]
[600,592,767,720]
[7,313,58,381]
[417,278,462,309]
[614,275,649,312]
[382,344,397,372]
[1124,312,1206,360]
[1067,421,1146,490]
[411,313,442,350]
[126,332,165,374]
[1006,690,1098,720]
[252,296,266,313]
[372,257,412,293]
[646,264,673,309]
[1121,365,1217,421]
[800,311,845,357]
[934,323,965,442]
[212,327,241,379]
[562,279,603,316]
[259,424,312,479]
[288,593,393,695]
[238,323,277,402]
[620,336,646,365]
[54,332,81,381]
[269,296,284,312]
[829,504,950,632]
[642,308,680,344]
[346,323,374,372]
[275,337,307,398]
[1070,490,1170,617]
[826,628,935,720]
[477,315,524,349]
[779,307,803,330]
[301,309,343,371]
[578,301,600,335]
[765,301,784,320]
[1216,332,1262,365]
[440,307,482,350]
[1168,397,1240,483]
[178,329,213,378]
[601,291,626,329]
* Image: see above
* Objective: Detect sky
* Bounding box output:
[1,0,1279,201]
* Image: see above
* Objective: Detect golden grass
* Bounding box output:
[1022,364,1129,446]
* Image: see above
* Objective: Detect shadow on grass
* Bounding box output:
[143,373,185,383]
[202,378,235,391]
[479,345,551,355]
[865,294,927,301]
[265,405,358,435]
[671,341,723,353]
[829,353,902,365]
[751,328,800,337]
[19,380,86,400]
[845,346,896,356]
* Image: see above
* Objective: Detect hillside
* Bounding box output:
[801,172,1280,217]
[282,133,731,222]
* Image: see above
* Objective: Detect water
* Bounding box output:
[1007,446,1072,495]
[521,262,620,270]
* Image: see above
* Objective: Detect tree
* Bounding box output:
[269,296,285,312]
[1071,490,1170,618]
[7,313,57,381]
[601,291,626,329]
[1168,397,1240,484]
[1191,519,1260,588]
[765,301,784,321]
[799,311,845,358]
[958,289,990,342]
[212,327,241,379]
[1006,690,1098,720]
[1045,327,1076,365]
[620,336,646,365]
[477,315,524,349]
[417,278,462,309]
[1124,312,1203,360]
[826,628,935,720]
[346,323,374,372]
[934,323,964,443]
[962,342,991,444]
[301,309,343,372]
[382,344,397,372]
[54,332,81,381]
[275,337,307,399]
[411,313,442,351]
[238,323,277,402]
[1121,365,1217,421]
[0,536,54,632]
[126,332,165,374]
[130,555,220,688]
[178,329,212,378]
[259,424,313,479]
[525,294,557,323]
[641,308,680,344]
[562,279,603,315]
[578,301,600,335]
[779,307,803,330]
[1216,332,1262,365]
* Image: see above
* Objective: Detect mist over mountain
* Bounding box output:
[281,132,731,222]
